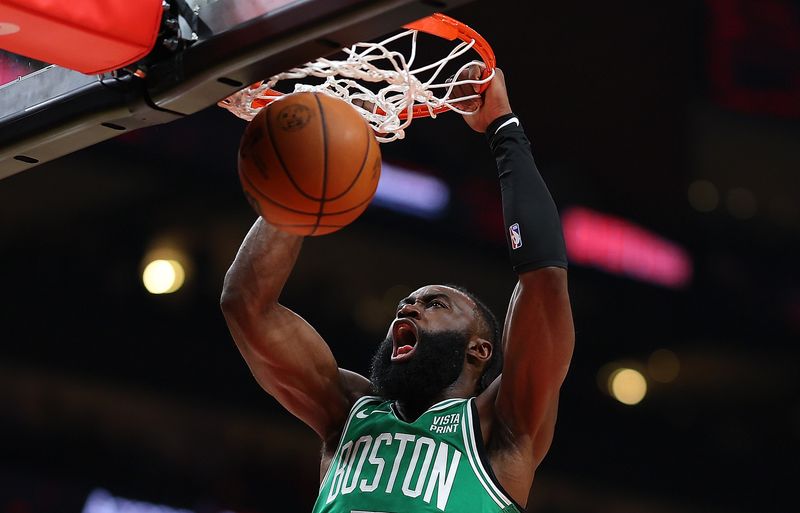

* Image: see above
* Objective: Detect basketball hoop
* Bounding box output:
[218,13,496,142]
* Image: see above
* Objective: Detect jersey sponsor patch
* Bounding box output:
[429,413,461,434]
[509,223,523,249]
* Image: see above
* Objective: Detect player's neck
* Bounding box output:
[393,396,450,423]
[393,378,474,422]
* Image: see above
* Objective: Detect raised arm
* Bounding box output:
[465,69,575,501]
[220,218,371,442]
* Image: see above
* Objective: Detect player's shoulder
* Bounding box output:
[348,394,389,417]
[350,393,386,407]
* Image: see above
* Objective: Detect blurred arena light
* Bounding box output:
[84,489,186,513]
[562,207,693,288]
[82,488,239,513]
[647,348,681,383]
[688,180,720,212]
[141,244,191,295]
[609,368,648,405]
[372,161,450,218]
[707,0,800,118]
[142,259,185,294]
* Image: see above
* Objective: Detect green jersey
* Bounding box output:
[312,396,523,513]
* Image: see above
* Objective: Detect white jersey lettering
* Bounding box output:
[315,399,501,513]
[360,432,391,492]
[342,435,372,494]
[401,436,436,498]
[385,433,415,493]
[330,431,465,510]
[327,440,353,503]
[424,442,462,510]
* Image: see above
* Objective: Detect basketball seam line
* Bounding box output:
[266,104,320,202]
[270,223,351,228]
[324,120,374,201]
[243,170,375,216]
[312,94,328,236]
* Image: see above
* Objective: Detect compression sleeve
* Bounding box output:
[486,113,568,274]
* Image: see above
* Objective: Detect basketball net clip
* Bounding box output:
[218,13,496,143]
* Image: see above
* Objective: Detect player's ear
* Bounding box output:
[466,337,492,364]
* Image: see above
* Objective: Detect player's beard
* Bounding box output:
[369,328,468,407]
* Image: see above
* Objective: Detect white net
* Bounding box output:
[218,27,494,143]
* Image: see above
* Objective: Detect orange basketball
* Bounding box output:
[238,92,382,236]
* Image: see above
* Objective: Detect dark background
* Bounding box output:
[1,0,799,512]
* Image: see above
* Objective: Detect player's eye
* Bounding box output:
[429,300,445,308]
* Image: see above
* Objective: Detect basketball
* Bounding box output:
[237,92,382,236]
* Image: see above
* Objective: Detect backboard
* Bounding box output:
[0,0,475,180]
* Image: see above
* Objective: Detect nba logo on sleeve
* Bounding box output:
[509,223,523,249]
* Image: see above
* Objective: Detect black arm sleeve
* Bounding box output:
[486,113,568,274]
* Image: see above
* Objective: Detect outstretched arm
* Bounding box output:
[220,219,371,442]
[467,69,575,503]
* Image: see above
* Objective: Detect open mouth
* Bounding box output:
[391,319,419,362]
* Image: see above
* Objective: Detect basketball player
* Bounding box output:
[220,68,574,512]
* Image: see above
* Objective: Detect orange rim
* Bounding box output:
[247,13,496,120]
[399,13,496,119]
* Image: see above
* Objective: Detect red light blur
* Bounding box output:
[562,207,692,288]
[706,0,800,118]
